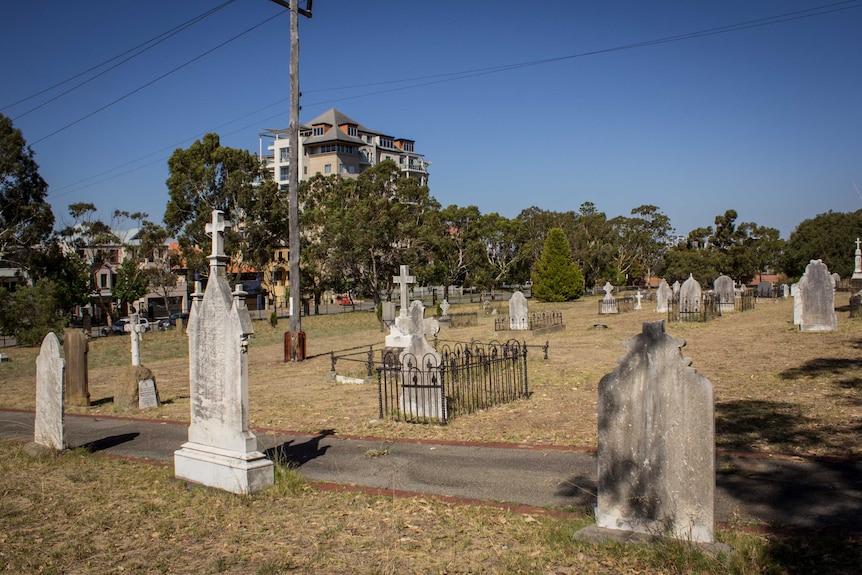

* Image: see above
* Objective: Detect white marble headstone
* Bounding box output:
[35,332,65,451]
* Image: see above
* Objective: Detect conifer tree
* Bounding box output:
[531,228,584,301]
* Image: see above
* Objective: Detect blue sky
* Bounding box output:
[2,0,861,239]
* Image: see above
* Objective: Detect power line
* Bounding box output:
[2,0,237,115]
[46,0,861,199]
[31,9,285,146]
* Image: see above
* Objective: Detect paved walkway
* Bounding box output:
[2,409,860,530]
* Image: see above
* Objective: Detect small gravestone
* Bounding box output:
[509,290,529,330]
[174,210,274,494]
[791,282,803,326]
[634,289,643,310]
[592,320,715,543]
[671,280,681,296]
[33,332,65,452]
[713,275,734,313]
[381,301,396,328]
[600,282,618,314]
[115,365,154,410]
[799,259,838,332]
[850,291,862,319]
[438,299,451,329]
[679,274,702,313]
[757,280,773,298]
[655,280,671,313]
[63,330,89,407]
[832,272,841,290]
[138,378,160,409]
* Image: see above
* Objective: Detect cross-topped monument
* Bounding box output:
[393,264,415,316]
[205,210,231,268]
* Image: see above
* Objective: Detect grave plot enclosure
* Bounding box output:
[377,340,529,424]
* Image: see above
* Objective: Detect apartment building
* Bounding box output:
[260,108,430,188]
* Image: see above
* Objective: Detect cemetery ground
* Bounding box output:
[1,295,861,573]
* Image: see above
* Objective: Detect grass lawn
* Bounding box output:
[1,294,860,573]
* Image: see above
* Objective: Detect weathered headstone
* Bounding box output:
[679,274,702,313]
[509,290,529,329]
[34,333,65,451]
[713,275,734,313]
[600,282,618,314]
[63,330,89,407]
[398,301,444,420]
[634,289,643,310]
[799,259,838,332]
[655,280,671,313]
[385,265,418,347]
[381,301,397,327]
[138,378,160,409]
[393,264,415,314]
[671,280,681,296]
[756,280,773,299]
[791,281,803,326]
[174,210,274,494]
[115,365,154,410]
[594,320,715,543]
[440,299,450,318]
[832,272,841,290]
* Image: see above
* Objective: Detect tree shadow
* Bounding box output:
[780,356,862,391]
[555,472,597,511]
[76,432,140,453]
[265,429,334,467]
[715,400,829,453]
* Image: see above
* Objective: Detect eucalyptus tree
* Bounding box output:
[0,113,54,269]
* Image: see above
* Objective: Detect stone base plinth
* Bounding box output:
[174,442,274,494]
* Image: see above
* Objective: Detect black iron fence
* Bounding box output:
[377,340,529,424]
[494,311,564,331]
[668,291,755,322]
[596,296,636,314]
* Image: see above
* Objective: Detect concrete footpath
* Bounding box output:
[2,409,861,531]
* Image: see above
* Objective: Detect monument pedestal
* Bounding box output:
[174,442,274,495]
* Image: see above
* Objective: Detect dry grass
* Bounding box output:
[4,441,861,575]
[1,295,861,458]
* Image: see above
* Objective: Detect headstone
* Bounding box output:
[671,280,681,296]
[713,275,734,313]
[600,282,618,314]
[679,274,702,313]
[634,289,643,310]
[799,259,838,332]
[398,302,444,420]
[832,273,841,290]
[393,264,415,314]
[509,290,529,330]
[595,320,715,543]
[655,280,671,313]
[115,365,154,410]
[440,299,450,318]
[850,291,862,319]
[138,378,160,409]
[174,210,274,494]
[791,282,802,326]
[756,281,773,298]
[63,330,89,407]
[381,301,396,327]
[34,332,65,451]
[781,284,789,299]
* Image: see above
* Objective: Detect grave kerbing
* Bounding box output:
[174,210,274,494]
[592,320,715,544]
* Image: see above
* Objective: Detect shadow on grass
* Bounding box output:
[265,429,334,467]
[762,531,862,575]
[780,353,862,391]
[715,400,828,453]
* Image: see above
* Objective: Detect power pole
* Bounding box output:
[271,0,311,360]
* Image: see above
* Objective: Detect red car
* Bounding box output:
[335,294,354,305]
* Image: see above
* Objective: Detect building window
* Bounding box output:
[381,138,393,148]
[100,274,108,288]
[348,165,355,174]
[324,164,331,174]
[366,135,373,143]
[279,166,289,181]
[313,126,324,136]
[303,166,307,175]
[279,147,289,162]
[348,126,357,137]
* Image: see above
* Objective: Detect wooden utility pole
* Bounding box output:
[271,0,311,360]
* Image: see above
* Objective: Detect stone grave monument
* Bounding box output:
[757,280,773,298]
[679,274,702,313]
[398,301,444,420]
[798,259,838,332]
[634,289,643,310]
[385,265,416,348]
[509,290,529,329]
[174,210,274,494]
[655,279,671,313]
[852,238,862,288]
[589,320,715,544]
[63,330,89,407]
[599,282,618,314]
[713,275,734,314]
[31,332,65,452]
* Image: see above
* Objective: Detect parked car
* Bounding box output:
[170,312,189,326]
[102,317,149,336]
[335,294,355,306]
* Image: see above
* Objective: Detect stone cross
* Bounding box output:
[205,210,231,265]
[854,238,862,278]
[393,265,415,315]
[634,289,643,310]
[602,282,614,300]
[856,238,861,251]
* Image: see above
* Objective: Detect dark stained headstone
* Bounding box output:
[63,330,89,407]
[596,320,715,543]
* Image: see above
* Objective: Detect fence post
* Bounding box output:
[330,351,337,372]
[366,346,374,377]
[377,369,384,420]
[523,341,529,398]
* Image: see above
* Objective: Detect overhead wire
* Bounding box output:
[2,0,238,115]
[44,0,862,199]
